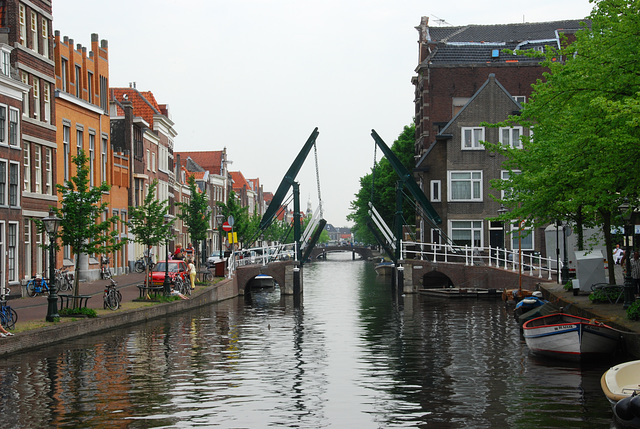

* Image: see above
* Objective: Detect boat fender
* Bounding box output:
[615,395,640,422]
[521,298,537,305]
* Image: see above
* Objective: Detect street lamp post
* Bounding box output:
[620,200,634,309]
[217,214,225,259]
[42,209,61,322]
[561,223,570,285]
[162,214,174,296]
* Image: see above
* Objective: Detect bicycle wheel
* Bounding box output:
[63,276,73,291]
[204,271,213,282]
[5,307,16,330]
[135,260,145,273]
[117,290,123,304]
[174,277,184,294]
[26,280,37,297]
[107,289,119,310]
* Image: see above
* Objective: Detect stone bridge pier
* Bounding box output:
[235,260,300,295]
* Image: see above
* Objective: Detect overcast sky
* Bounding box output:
[54,0,594,227]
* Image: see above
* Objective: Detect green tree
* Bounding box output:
[176,174,211,268]
[129,179,173,287]
[484,0,640,283]
[348,124,416,244]
[51,150,123,300]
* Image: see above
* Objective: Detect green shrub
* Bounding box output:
[563,280,573,291]
[628,300,640,321]
[590,287,622,304]
[59,307,98,318]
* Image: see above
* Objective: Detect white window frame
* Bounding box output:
[8,161,19,207]
[512,96,526,104]
[450,220,484,248]
[0,48,10,76]
[76,129,83,155]
[32,76,39,120]
[45,147,52,195]
[430,180,441,202]
[43,83,51,123]
[9,108,18,146]
[89,133,95,187]
[101,138,107,183]
[499,126,523,149]
[24,220,31,279]
[23,142,30,192]
[34,145,41,193]
[63,125,70,181]
[61,59,68,92]
[7,222,17,282]
[461,127,485,150]
[30,11,38,53]
[41,17,48,58]
[500,170,521,200]
[75,65,81,98]
[20,73,29,116]
[448,170,483,202]
[511,221,534,251]
[18,5,26,45]
[0,159,5,205]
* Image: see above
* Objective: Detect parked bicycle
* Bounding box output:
[100,256,112,279]
[26,275,51,297]
[134,255,155,273]
[173,275,191,297]
[0,289,16,330]
[103,278,122,311]
[55,267,73,292]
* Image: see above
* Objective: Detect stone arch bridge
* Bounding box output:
[308,245,374,261]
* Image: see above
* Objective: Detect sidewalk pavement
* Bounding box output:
[8,272,150,324]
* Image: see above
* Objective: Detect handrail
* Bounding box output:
[401,240,558,280]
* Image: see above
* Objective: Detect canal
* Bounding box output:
[0,252,622,427]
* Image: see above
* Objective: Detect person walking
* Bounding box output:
[188,258,196,290]
[614,244,625,265]
[630,250,640,296]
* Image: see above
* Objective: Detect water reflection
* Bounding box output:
[0,254,623,427]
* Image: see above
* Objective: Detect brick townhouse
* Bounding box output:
[412,17,586,256]
[54,31,129,280]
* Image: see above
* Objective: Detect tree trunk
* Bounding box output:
[73,253,82,308]
[601,209,616,285]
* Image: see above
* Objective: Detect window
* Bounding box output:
[63,125,70,181]
[511,222,534,251]
[0,106,5,143]
[146,149,150,171]
[32,76,39,120]
[8,108,17,146]
[23,142,30,192]
[36,230,42,274]
[500,170,521,200]
[0,49,9,76]
[101,138,108,182]
[87,72,93,104]
[18,5,25,44]
[75,65,81,98]
[451,220,483,248]
[430,180,441,202]
[512,96,526,104]
[9,161,18,206]
[500,126,523,149]
[21,72,29,115]
[8,223,16,281]
[24,220,31,278]
[34,145,41,193]
[76,129,83,155]
[45,148,52,195]
[30,10,37,53]
[461,127,484,150]
[61,59,68,92]
[43,83,50,123]
[41,18,48,58]
[89,134,95,187]
[152,152,156,172]
[449,171,482,201]
[0,160,5,204]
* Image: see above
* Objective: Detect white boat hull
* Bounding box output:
[523,313,620,360]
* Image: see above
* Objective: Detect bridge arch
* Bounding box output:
[421,271,454,289]
[309,246,374,261]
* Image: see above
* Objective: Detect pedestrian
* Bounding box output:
[188,258,196,290]
[622,250,640,296]
[614,244,624,265]
[186,243,194,258]
[173,244,184,260]
[0,324,14,338]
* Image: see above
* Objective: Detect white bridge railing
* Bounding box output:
[401,240,560,281]
[226,243,297,277]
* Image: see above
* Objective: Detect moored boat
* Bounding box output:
[522,313,620,361]
[374,261,394,276]
[248,274,276,289]
[514,291,547,322]
[602,360,640,428]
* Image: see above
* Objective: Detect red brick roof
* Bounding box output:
[111,88,162,126]
[230,171,250,191]
[175,151,224,175]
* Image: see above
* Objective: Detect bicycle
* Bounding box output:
[55,267,73,292]
[134,255,155,273]
[173,275,191,297]
[103,278,122,310]
[26,275,51,297]
[0,289,17,330]
[100,256,112,279]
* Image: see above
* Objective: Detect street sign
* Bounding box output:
[222,222,232,232]
[227,215,235,227]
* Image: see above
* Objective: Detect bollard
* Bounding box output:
[293,266,301,296]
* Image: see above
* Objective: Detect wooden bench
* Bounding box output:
[58,294,91,310]
[136,284,165,300]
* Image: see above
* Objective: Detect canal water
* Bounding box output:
[0,252,623,428]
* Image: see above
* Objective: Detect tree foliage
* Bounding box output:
[484,0,640,283]
[348,124,416,244]
[53,150,123,298]
[176,174,211,267]
[216,191,250,247]
[129,179,173,286]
